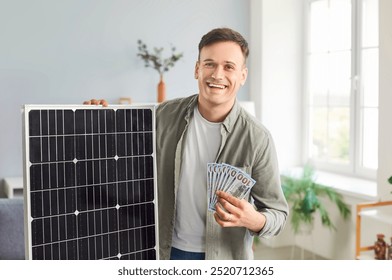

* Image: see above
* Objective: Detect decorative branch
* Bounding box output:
[136,40,183,76]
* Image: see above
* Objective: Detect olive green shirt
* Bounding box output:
[156,94,288,260]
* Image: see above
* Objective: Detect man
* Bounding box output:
[85,27,288,260]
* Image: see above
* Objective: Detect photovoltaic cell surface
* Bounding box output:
[22,105,158,260]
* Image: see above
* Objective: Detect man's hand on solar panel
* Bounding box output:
[213,190,266,234]
[83,99,109,107]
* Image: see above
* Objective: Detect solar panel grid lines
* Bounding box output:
[22,105,158,260]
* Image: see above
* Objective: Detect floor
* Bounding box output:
[253,243,327,260]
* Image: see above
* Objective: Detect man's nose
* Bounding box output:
[212,66,224,79]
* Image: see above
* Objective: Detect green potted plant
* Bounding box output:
[389,176,392,193]
[136,40,183,102]
[282,165,351,234]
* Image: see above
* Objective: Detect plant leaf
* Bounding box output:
[301,187,318,214]
[282,164,351,234]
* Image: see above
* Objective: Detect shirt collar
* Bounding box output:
[185,94,240,133]
[221,99,240,133]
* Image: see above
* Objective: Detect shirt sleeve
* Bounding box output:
[249,129,289,237]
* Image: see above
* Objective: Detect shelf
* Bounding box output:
[359,208,392,224]
[355,200,392,260]
[3,177,23,199]
[356,251,374,260]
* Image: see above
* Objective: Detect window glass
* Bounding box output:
[306,0,378,178]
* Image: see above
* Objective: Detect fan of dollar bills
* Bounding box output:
[207,163,256,211]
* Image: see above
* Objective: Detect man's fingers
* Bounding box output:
[216,190,241,207]
[213,211,234,226]
[83,99,109,107]
[215,201,236,222]
[216,197,237,216]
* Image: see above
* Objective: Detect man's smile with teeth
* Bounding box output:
[208,82,227,89]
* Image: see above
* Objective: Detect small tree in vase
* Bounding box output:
[137,40,183,103]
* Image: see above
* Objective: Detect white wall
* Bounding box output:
[378,0,392,201]
[250,0,303,172]
[0,0,250,189]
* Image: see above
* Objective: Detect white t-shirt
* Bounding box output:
[171,106,222,252]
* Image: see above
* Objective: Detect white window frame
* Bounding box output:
[303,0,378,180]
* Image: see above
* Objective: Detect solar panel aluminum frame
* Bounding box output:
[22,104,159,260]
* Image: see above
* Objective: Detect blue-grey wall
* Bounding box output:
[0,0,250,190]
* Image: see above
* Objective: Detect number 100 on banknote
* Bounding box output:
[207,163,256,211]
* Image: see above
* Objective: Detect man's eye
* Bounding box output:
[204,63,214,68]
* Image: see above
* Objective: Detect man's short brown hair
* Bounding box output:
[198,27,249,62]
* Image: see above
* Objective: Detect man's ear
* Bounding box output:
[240,66,248,86]
[194,61,200,79]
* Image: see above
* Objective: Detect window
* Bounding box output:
[305,0,379,179]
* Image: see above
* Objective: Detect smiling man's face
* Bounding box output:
[195,41,248,110]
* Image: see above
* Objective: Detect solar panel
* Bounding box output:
[22,105,158,260]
